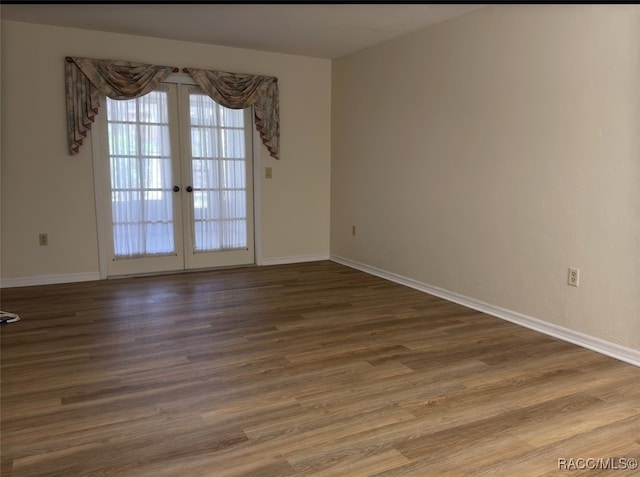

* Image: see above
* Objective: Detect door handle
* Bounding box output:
[173,185,180,192]
[186,186,193,193]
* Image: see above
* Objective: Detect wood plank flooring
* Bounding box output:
[1,261,638,476]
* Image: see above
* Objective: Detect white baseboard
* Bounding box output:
[1,272,101,289]
[0,256,332,286]
[330,254,640,368]
[260,253,330,266]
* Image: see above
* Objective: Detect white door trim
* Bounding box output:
[91,79,261,278]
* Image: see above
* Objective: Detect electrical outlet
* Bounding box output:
[265,167,273,179]
[568,267,580,287]
[39,233,48,246]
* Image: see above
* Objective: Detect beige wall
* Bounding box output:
[1,21,331,281]
[331,5,640,351]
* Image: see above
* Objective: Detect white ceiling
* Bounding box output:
[0,4,486,59]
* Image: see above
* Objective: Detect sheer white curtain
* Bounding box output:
[106,89,175,258]
[188,88,248,252]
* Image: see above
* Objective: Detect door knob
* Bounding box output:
[173,185,180,192]
[186,186,193,193]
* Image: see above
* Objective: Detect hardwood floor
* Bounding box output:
[1,261,638,476]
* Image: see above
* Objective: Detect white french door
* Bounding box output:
[179,86,254,270]
[95,82,254,277]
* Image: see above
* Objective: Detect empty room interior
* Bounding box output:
[1,4,639,476]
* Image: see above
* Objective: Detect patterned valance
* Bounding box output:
[184,68,280,160]
[65,57,176,155]
[65,57,280,160]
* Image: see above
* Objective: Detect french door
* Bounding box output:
[96,83,254,277]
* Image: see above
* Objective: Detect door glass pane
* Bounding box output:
[188,90,248,252]
[106,91,175,258]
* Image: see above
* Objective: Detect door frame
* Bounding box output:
[91,73,263,279]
